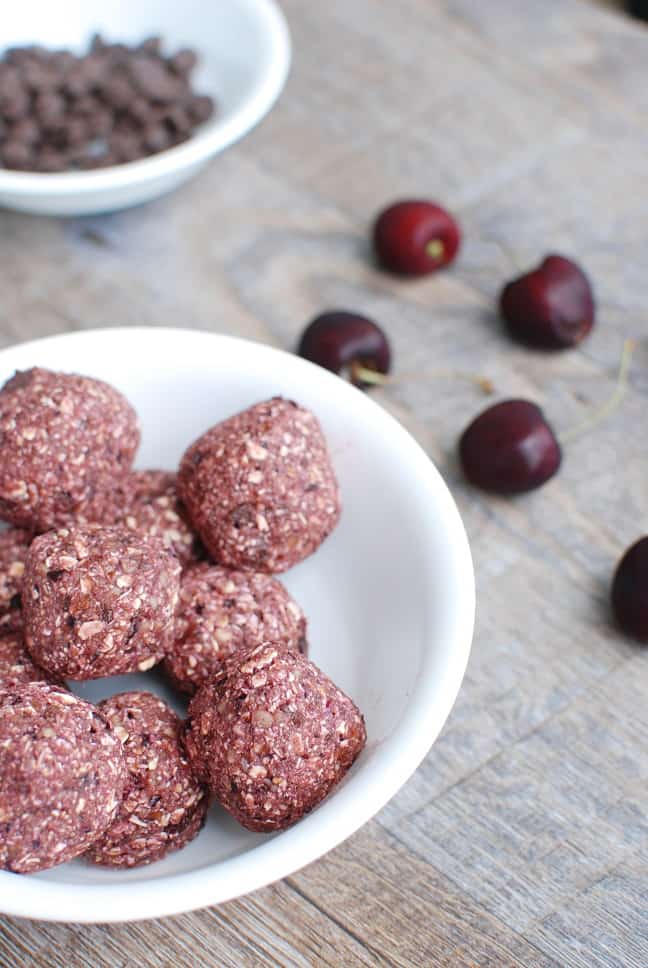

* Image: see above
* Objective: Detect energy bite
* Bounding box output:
[23,525,181,680]
[87,691,207,868]
[163,564,306,695]
[0,527,31,632]
[120,470,203,567]
[0,683,126,873]
[184,645,366,832]
[0,368,140,532]
[0,631,63,690]
[178,398,341,573]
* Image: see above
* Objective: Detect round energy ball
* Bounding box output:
[23,525,181,681]
[163,564,307,695]
[0,631,63,689]
[0,368,140,532]
[119,470,203,568]
[86,691,207,868]
[177,398,341,573]
[184,645,366,832]
[0,527,31,633]
[0,683,126,873]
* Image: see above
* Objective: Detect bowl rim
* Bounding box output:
[0,0,291,197]
[0,327,475,922]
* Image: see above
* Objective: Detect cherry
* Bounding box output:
[611,537,648,643]
[297,311,391,389]
[373,200,461,276]
[459,399,561,494]
[500,255,595,349]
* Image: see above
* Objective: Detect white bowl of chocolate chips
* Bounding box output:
[0,328,474,921]
[0,0,290,215]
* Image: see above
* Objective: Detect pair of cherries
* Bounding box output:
[299,199,594,496]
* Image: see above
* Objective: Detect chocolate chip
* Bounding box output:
[164,106,192,135]
[143,124,171,153]
[109,132,144,163]
[1,141,32,169]
[22,62,59,92]
[126,618,139,643]
[138,37,163,56]
[129,97,151,123]
[68,94,97,116]
[102,77,135,109]
[10,118,40,145]
[85,109,113,138]
[129,56,183,102]
[62,68,90,98]
[169,50,197,76]
[1,89,30,122]
[187,95,214,124]
[37,150,68,172]
[106,43,130,63]
[0,65,22,90]
[230,505,255,530]
[82,52,111,86]
[34,91,66,126]
[63,117,88,148]
[5,47,35,68]
[50,51,76,74]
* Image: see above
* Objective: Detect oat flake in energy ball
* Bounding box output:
[0,630,63,690]
[0,527,31,633]
[185,645,366,832]
[23,525,181,681]
[119,470,203,568]
[87,691,207,868]
[178,398,341,573]
[0,683,126,873]
[163,563,307,695]
[0,368,139,533]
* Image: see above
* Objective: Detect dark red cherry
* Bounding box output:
[373,200,461,276]
[459,399,561,494]
[500,255,594,349]
[611,537,648,643]
[297,311,391,389]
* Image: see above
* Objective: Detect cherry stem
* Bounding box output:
[350,363,494,395]
[425,239,445,261]
[349,363,388,386]
[559,338,635,445]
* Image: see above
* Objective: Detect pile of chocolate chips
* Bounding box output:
[0,35,215,172]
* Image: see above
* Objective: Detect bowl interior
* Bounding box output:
[0,329,473,920]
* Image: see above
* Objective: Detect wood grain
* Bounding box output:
[1,0,648,965]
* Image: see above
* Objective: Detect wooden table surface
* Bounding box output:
[1,1,648,965]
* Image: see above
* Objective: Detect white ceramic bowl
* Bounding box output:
[0,0,290,216]
[0,328,474,922]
